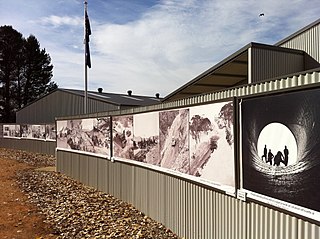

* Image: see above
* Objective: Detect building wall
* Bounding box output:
[16,90,120,124]
[57,70,320,239]
[278,21,320,63]
[250,47,305,83]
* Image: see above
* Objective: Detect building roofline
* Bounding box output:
[163,42,305,101]
[16,88,60,113]
[16,88,162,113]
[162,43,251,101]
[168,67,320,105]
[59,88,162,106]
[275,18,320,46]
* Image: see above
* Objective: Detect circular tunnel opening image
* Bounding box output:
[257,122,297,166]
[242,88,320,213]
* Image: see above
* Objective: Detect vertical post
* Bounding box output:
[248,47,252,84]
[84,0,88,114]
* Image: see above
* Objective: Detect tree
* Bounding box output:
[21,35,55,106]
[0,26,24,122]
[0,26,57,122]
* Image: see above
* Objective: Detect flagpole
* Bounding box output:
[84,0,88,114]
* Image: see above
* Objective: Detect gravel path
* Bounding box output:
[1,148,180,238]
[17,170,179,238]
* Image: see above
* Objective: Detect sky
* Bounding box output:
[1,0,319,97]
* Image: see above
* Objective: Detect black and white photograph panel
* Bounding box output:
[75,118,96,153]
[91,117,111,156]
[189,101,235,188]
[133,112,160,165]
[56,120,69,149]
[159,108,190,174]
[112,115,134,159]
[25,125,34,139]
[45,124,56,141]
[21,124,30,138]
[3,125,20,138]
[241,88,320,216]
[31,125,46,139]
[2,125,9,137]
[57,119,94,152]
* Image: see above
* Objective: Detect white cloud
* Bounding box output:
[39,15,83,27]
[5,0,318,97]
[89,0,319,96]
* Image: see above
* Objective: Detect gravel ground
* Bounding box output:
[17,170,179,238]
[0,148,56,167]
[1,148,180,238]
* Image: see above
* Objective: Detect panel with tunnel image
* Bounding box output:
[241,88,320,221]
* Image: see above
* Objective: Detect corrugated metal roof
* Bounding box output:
[163,42,305,102]
[163,19,320,102]
[275,18,320,46]
[60,88,162,106]
[16,88,162,113]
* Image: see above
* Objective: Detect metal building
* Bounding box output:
[16,88,161,124]
[276,18,320,63]
[1,88,161,155]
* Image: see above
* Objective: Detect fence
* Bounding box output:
[0,137,56,155]
[56,69,320,239]
[0,123,56,156]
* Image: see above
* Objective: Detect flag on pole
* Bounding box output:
[85,9,91,68]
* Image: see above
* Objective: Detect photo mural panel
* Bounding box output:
[57,120,68,149]
[21,124,30,138]
[159,108,190,174]
[92,117,111,157]
[241,88,320,221]
[56,118,111,157]
[112,115,134,159]
[45,124,56,141]
[133,112,160,165]
[189,101,235,190]
[31,125,46,140]
[111,100,236,194]
[3,125,20,138]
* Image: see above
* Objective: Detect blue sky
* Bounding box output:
[1,0,319,97]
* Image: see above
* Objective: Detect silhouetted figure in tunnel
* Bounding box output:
[283,146,289,166]
[261,145,267,161]
[274,151,284,166]
[267,149,273,165]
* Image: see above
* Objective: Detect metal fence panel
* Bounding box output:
[55,71,320,238]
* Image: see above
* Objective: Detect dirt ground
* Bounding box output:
[0,156,55,239]
[0,148,180,238]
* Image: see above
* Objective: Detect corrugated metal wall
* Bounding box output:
[250,47,305,83]
[57,70,320,239]
[0,138,56,155]
[16,90,119,124]
[278,22,320,63]
[57,150,320,239]
[0,123,55,155]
